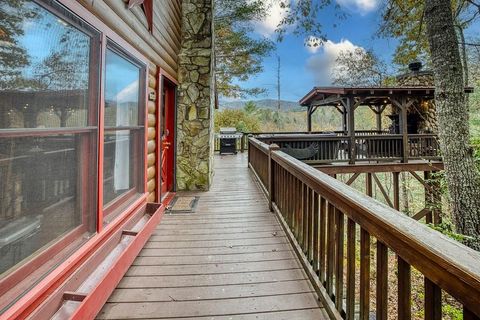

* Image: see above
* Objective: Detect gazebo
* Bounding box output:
[298,86,473,163]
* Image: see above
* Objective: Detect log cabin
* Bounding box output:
[1,1,480,319]
[0,0,214,318]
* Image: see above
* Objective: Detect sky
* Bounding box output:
[234,0,480,102]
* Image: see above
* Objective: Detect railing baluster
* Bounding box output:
[303,184,308,254]
[326,203,335,296]
[308,187,314,262]
[398,257,411,320]
[319,197,327,283]
[335,209,345,312]
[425,278,442,320]
[313,193,320,274]
[376,241,388,320]
[360,228,371,320]
[346,218,356,320]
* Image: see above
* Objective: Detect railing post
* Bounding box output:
[268,144,280,211]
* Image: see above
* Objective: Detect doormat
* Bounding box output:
[167,196,199,214]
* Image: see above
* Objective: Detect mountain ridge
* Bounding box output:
[219,99,303,111]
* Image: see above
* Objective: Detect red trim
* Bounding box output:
[0,194,148,320]
[160,68,179,86]
[155,68,162,201]
[144,66,149,197]
[161,191,176,205]
[70,202,165,320]
[97,33,107,233]
[0,225,87,304]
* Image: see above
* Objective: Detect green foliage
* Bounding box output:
[0,0,38,89]
[378,0,477,68]
[214,108,261,133]
[243,101,258,114]
[332,48,391,86]
[429,220,473,243]
[442,304,463,320]
[214,0,274,98]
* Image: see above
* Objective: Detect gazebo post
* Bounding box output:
[342,105,348,134]
[307,105,312,133]
[376,105,382,132]
[347,96,355,164]
[400,98,409,163]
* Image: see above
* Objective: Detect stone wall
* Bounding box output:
[176,0,214,190]
[397,69,438,133]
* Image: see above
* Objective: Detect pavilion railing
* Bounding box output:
[248,137,480,320]
[214,130,393,153]
[252,132,441,164]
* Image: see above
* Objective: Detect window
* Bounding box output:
[103,47,145,210]
[0,0,100,278]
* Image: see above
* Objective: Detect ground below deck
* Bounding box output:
[97,154,327,320]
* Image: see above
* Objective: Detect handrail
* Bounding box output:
[248,137,480,320]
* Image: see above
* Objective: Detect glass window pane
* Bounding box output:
[103,47,144,208]
[103,130,135,205]
[0,0,99,288]
[104,49,140,127]
[0,0,97,129]
[0,133,97,276]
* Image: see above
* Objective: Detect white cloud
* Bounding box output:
[336,0,379,14]
[254,0,289,37]
[306,39,364,85]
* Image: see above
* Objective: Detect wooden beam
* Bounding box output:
[314,162,444,175]
[346,172,361,186]
[412,208,430,221]
[347,97,356,164]
[372,173,394,208]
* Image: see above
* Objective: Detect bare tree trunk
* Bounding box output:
[425,0,480,249]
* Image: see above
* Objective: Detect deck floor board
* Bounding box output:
[98,154,327,319]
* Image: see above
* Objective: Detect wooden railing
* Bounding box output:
[214,130,393,153]
[248,137,480,320]
[253,133,441,164]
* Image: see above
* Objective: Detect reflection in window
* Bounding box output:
[103,48,144,207]
[0,0,98,281]
[0,0,92,129]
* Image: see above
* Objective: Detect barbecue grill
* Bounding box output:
[217,127,243,155]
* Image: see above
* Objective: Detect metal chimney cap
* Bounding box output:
[409,61,423,72]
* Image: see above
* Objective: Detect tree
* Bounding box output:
[214,0,274,98]
[214,108,261,133]
[243,101,258,114]
[0,0,38,89]
[331,48,392,86]
[379,0,479,84]
[425,0,480,249]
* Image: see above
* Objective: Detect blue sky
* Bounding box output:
[236,0,480,102]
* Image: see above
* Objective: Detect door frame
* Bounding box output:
[157,68,178,201]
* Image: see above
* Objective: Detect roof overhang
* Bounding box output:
[299,86,475,107]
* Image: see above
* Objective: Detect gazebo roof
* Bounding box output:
[299,86,474,107]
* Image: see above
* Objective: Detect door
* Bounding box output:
[160,78,176,196]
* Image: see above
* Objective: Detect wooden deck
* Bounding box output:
[97,154,327,320]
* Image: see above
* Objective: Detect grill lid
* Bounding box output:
[219,127,237,134]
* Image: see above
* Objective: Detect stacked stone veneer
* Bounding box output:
[397,70,438,133]
[176,0,215,190]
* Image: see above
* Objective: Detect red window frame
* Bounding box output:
[0,0,150,313]
[101,43,147,220]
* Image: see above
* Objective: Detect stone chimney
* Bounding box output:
[396,62,434,87]
[395,62,438,134]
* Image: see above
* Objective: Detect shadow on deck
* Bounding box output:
[97,154,328,319]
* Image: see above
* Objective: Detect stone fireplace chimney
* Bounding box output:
[396,62,438,133]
